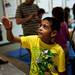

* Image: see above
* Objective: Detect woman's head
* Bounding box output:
[64,7,70,24]
[38,17,60,43]
[52,7,64,22]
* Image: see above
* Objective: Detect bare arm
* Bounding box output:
[2,17,21,43]
[6,29,21,43]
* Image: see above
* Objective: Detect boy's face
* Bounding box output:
[38,20,52,40]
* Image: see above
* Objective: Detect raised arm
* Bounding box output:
[2,17,21,43]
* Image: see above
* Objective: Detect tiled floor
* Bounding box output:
[0,54,30,75]
[0,43,30,75]
[0,63,25,75]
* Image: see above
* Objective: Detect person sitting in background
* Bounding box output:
[2,16,65,75]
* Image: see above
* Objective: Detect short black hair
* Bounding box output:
[38,8,45,14]
[43,17,60,32]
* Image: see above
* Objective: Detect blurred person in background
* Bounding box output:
[15,0,40,36]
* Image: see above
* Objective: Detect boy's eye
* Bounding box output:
[38,24,49,29]
[43,24,47,28]
[43,24,49,29]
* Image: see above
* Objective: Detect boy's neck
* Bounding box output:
[41,38,55,45]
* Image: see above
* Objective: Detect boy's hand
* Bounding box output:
[1,16,12,30]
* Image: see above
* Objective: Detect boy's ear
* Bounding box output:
[51,30,57,37]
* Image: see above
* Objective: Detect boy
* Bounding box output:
[2,17,65,75]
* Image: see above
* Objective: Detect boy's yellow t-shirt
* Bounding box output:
[21,35,65,75]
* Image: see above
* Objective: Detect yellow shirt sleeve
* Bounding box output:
[20,36,30,49]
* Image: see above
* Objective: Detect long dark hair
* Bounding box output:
[64,7,70,24]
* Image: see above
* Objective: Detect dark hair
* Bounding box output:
[64,7,70,24]
[38,8,45,14]
[64,7,70,13]
[73,3,75,19]
[73,4,75,14]
[52,7,64,22]
[43,17,60,32]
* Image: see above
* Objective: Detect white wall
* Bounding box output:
[0,0,4,18]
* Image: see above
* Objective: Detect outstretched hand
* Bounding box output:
[1,16,12,30]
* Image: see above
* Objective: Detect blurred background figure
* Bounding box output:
[73,3,75,20]
[38,8,45,19]
[64,7,71,25]
[15,0,40,36]
[52,7,69,50]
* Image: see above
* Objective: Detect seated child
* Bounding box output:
[2,16,65,75]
